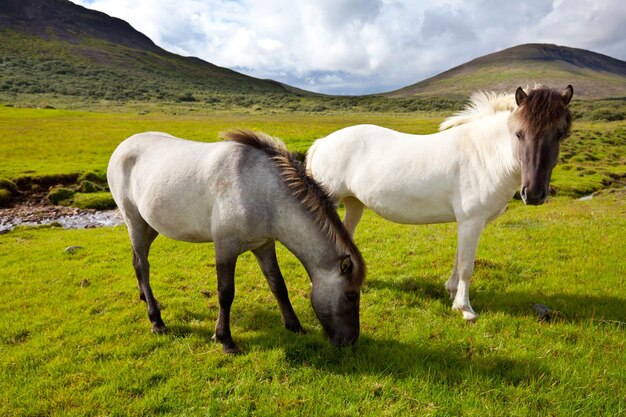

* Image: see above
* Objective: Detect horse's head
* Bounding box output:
[310,254,363,347]
[509,85,573,205]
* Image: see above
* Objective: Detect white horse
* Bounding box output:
[108,130,365,353]
[306,85,573,320]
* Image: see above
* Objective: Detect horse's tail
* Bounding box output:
[305,139,321,176]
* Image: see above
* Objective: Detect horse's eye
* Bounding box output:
[345,292,359,302]
[516,131,523,140]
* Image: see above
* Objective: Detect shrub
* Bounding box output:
[78,171,106,183]
[589,108,625,122]
[177,92,197,102]
[0,179,19,195]
[47,187,75,205]
[0,189,12,207]
[78,180,102,193]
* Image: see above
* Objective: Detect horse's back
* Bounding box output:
[108,133,245,242]
[308,125,463,223]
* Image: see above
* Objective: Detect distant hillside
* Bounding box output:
[385,44,626,99]
[0,0,306,103]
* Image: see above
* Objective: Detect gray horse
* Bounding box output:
[108,130,365,353]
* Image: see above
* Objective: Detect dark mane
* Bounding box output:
[221,129,366,288]
[517,87,572,137]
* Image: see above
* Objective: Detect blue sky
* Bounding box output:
[73,0,626,95]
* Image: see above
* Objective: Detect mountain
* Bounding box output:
[0,0,306,102]
[385,44,626,99]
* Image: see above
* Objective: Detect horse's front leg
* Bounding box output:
[253,241,304,334]
[451,220,484,321]
[213,247,240,354]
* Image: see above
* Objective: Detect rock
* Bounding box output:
[64,245,83,254]
[532,303,551,322]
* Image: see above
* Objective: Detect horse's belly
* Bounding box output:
[363,194,456,225]
[135,183,215,243]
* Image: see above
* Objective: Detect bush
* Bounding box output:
[47,187,75,205]
[0,179,19,195]
[0,189,12,207]
[78,171,106,183]
[78,180,102,193]
[589,108,625,122]
[177,92,197,102]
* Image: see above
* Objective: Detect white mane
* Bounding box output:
[439,91,516,131]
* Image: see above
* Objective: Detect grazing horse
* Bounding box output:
[306,85,573,321]
[107,130,365,353]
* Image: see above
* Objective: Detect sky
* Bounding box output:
[72,0,626,95]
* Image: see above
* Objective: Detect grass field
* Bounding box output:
[1,105,625,196]
[1,192,624,416]
[1,105,625,416]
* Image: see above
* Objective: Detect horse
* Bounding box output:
[107,129,365,353]
[306,85,573,321]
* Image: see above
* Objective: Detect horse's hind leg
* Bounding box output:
[451,220,484,322]
[253,241,304,334]
[126,214,165,333]
[343,196,365,237]
[445,251,460,300]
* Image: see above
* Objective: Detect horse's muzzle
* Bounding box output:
[330,333,359,348]
[521,186,547,206]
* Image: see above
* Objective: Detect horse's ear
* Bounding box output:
[561,85,574,105]
[515,87,527,106]
[340,255,353,275]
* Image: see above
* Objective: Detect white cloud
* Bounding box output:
[73,0,626,95]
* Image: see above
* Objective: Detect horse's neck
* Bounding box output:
[275,201,338,275]
[463,113,521,194]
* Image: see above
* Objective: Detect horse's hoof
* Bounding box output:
[212,333,241,354]
[285,321,306,334]
[151,323,167,334]
[462,310,479,322]
[223,344,241,355]
[452,303,478,322]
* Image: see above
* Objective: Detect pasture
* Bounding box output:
[1,105,625,416]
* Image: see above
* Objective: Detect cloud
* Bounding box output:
[73,0,626,95]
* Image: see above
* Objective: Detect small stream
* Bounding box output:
[0,209,124,233]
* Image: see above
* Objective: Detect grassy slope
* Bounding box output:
[387,60,626,100]
[0,191,624,416]
[0,28,291,102]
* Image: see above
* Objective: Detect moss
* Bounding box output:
[78,171,106,183]
[72,192,116,210]
[0,189,12,207]
[47,187,75,205]
[78,180,102,193]
[0,178,19,195]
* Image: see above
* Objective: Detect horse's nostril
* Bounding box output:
[521,186,528,201]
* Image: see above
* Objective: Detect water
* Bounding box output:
[0,210,124,233]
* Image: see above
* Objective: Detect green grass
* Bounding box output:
[1,191,624,416]
[1,105,625,197]
[1,105,625,415]
[0,106,442,180]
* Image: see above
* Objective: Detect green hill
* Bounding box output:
[0,0,304,103]
[385,44,626,99]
